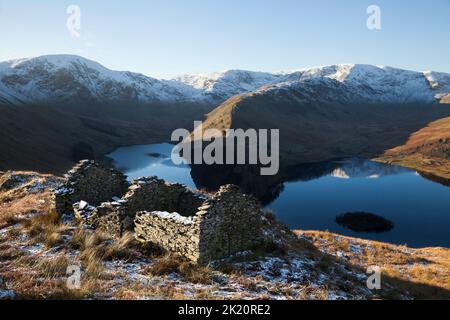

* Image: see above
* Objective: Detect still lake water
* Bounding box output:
[108,143,450,248]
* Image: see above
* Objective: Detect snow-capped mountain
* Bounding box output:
[1,55,449,106]
[253,64,450,105]
[0,55,201,105]
[175,64,450,105]
[172,70,283,102]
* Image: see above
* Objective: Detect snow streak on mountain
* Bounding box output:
[0,55,449,106]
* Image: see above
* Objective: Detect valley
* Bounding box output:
[2,56,450,179]
[1,55,450,301]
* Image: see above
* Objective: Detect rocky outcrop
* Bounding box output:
[52,160,129,215]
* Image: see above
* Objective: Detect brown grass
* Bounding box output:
[20,208,70,249]
[377,117,450,179]
[0,192,52,228]
[147,254,214,285]
[35,255,71,278]
[69,229,143,280]
[299,230,450,300]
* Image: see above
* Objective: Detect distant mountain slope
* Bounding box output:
[1,54,450,173]
[0,55,284,105]
[2,55,450,106]
[0,55,202,105]
[195,71,450,167]
[172,70,283,102]
[0,101,207,174]
[376,117,450,179]
[178,64,450,105]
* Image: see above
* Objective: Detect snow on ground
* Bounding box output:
[0,216,376,300]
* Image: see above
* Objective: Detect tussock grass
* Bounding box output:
[70,229,141,262]
[112,280,189,300]
[0,192,51,229]
[301,230,450,300]
[35,255,71,278]
[0,243,25,262]
[148,254,214,285]
[20,209,70,249]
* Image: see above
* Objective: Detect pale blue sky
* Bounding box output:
[0,0,449,78]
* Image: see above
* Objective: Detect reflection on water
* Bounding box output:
[107,143,195,188]
[108,143,450,248]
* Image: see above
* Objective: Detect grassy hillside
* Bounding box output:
[440,94,450,104]
[376,117,450,179]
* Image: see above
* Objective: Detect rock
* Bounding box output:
[92,176,206,237]
[78,200,89,210]
[73,201,96,225]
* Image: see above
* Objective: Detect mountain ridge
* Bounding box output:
[2,54,450,174]
[2,54,450,106]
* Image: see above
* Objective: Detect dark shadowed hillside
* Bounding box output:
[0,102,209,174]
[195,85,450,169]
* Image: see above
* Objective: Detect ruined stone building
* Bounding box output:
[52,160,266,264]
[52,160,129,216]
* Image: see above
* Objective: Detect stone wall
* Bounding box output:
[52,160,129,215]
[134,185,265,264]
[135,211,200,261]
[92,177,206,236]
[197,185,264,262]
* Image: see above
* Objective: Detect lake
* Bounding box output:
[107,143,450,248]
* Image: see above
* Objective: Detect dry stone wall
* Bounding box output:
[134,185,265,264]
[92,177,206,236]
[135,211,200,261]
[197,185,264,262]
[52,160,129,215]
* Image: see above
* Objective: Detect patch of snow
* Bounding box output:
[0,289,16,300]
[330,159,410,179]
[78,200,89,210]
[349,243,363,255]
[53,187,74,196]
[150,211,195,225]
[22,243,45,255]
